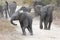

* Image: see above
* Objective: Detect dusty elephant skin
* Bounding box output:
[19,6,31,13]
[34,4,54,30]
[10,11,33,35]
[40,4,54,30]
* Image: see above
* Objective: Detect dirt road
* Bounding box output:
[9,17,60,40]
[0,6,60,40]
[0,17,60,40]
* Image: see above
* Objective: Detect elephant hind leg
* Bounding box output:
[27,25,33,35]
[20,21,26,35]
[21,27,26,35]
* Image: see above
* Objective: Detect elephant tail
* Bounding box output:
[10,19,17,26]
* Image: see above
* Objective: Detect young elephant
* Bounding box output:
[34,4,54,30]
[39,4,54,30]
[10,11,33,35]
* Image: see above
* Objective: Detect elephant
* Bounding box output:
[3,1,9,18]
[19,6,31,13]
[0,5,3,18]
[33,1,45,7]
[8,1,17,17]
[34,4,54,30]
[33,5,42,16]
[33,1,45,16]
[40,4,54,30]
[10,10,33,35]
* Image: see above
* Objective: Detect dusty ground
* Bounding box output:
[0,6,60,40]
[0,17,60,40]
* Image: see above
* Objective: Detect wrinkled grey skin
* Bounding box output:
[35,4,54,29]
[19,6,31,12]
[34,4,54,30]
[10,11,33,35]
[0,5,3,18]
[8,1,17,17]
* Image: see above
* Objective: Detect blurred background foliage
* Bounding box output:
[0,0,60,19]
[0,0,60,6]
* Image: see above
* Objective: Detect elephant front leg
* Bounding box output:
[48,16,53,30]
[40,18,43,29]
[44,18,48,30]
[44,20,48,30]
[5,10,8,18]
[48,21,52,30]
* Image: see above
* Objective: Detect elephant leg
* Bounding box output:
[48,22,52,30]
[48,18,52,30]
[48,15,53,30]
[9,9,11,17]
[44,20,48,30]
[9,9,13,17]
[0,12,3,18]
[20,19,28,35]
[20,21,26,35]
[44,17,48,30]
[40,17,43,29]
[22,27,26,35]
[5,10,8,18]
[27,24,33,35]
[7,9,10,18]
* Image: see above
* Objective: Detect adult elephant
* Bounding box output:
[10,10,33,35]
[8,1,17,17]
[3,1,9,18]
[34,4,54,30]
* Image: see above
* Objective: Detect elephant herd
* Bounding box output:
[0,1,54,35]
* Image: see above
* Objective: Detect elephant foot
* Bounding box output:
[44,28,47,30]
[40,27,43,29]
[22,33,26,35]
[30,33,33,35]
[47,28,50,30]
[44,28,50,30]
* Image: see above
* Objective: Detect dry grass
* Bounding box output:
[0,18,16,33]
[0,18,23,40]
[53,10,60,19]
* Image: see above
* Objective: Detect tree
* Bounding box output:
[42,0,52,5]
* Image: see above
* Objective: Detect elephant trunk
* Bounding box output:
[10,19,17,25]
